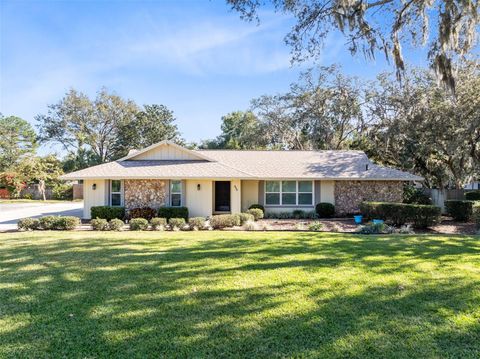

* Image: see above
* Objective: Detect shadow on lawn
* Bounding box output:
[0,232,479,358]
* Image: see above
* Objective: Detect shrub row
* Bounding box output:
[18,216,80,231]
[91,206,189,221]
[444,200,474,221]
[91,218,124,231]
[360,202,441,228]
[465,190,480,201]
[264,210,317,219]
[91,206,125,221]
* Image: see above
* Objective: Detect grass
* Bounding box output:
[0,231,479,358]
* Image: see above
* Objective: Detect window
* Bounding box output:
[170,180,182,207]
[264,180,314,206]
[110,180,123,206]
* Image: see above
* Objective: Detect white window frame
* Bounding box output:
[170,180,182,207]
[110,180,123,207]
[264,180,314,206]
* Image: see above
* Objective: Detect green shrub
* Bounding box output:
[316,202,335,218]
[308,221,323,231]
[91,218,109,231]
[472,202,480,228]
[53,216,80,230]
[169,217,186,230]
[246,208,264,221]
[248,204,265,213]
[52,183,73,200]
[403,185,432,205]
[292,210,305,219]
[209,214,239,229]
[188,217,206,230]
[39,215,57,230]
[239,212,255,224]
[108,218,124,231]
[129,218,149,231]
[17,218,40,231]
[445,200,473,221]
[91,206,125,221]
[360,202,441,228]
[150,217,167,230]
[158,207,188,221]
[128,207,157,220]
[465,191,480,201]
[357,222,393,234]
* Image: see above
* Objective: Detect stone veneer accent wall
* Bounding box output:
[124,179,167,210]
[334,181,404,215]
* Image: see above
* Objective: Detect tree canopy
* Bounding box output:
[0,115,37,171]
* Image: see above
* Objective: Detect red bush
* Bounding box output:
[128,207,157,220]
[0,188,10,199]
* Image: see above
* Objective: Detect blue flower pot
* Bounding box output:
[354,215,363,224]
[372,219,384,225]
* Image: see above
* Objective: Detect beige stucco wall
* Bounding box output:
[241,180,259,212]
[133,143,201,160]
[230,179,241,213]
[83,179,108,219]
[320,180,335,205]
[185,179,213,217]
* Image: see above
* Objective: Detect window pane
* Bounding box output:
[282,193,296,205]
[171,181,181,193]
[265,181,280,193]
[282,181,296,192]
[298,181,312,192]
[111,193,121,206]
[298,193,313,205]
[171,193,181,207]
[111,180,121,193]
[265,193,280,205]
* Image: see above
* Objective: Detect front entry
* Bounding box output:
[214,181,231,212]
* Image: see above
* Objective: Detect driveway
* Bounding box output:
[0,201,83,231]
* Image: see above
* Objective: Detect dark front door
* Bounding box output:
[215,181,231,212]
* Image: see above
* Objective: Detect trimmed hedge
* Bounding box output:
[150,217,167,230]
[169,217,186,229]
[91,206,125,221]
[445,200,473,221]
[465,191,480,201]
[128,207,156,220]
[473,202,480,228]
[246,208,264,221]
[158,207,188,221]
[360,202,441,228]
[188,217,206,230]
[248,204,265,213]
[129,218,149,231]
[19,216,79,231]
[108,218,124,231]
[209,214,239,229]
[316,202,335,218]
[17,218,40,231]
[91,218,109,231]
[238,212,255,225]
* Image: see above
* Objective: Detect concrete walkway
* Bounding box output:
[0,201,83,231]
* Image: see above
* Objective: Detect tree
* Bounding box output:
[227,0,479,91]
[0,115,37,171]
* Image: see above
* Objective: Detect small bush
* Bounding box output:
[472,202,480,229]
[53,216,80,230]
[239,212,255,224]
[91,218,109,231]
[445,200,473,221]
[465,191,480,201]
[243,220,256,231]
[169,217,186,230]
[360,202,441,228]
[308,221,323,231]
[128,207,157,221]
[158,207,188,221]
[39,215,57,230]
[316,202,335,218]
[246,208,264,221]
[292,209,305,219]
[188,217,206,230]
[108,218,124,231]
[17,218,40,231]
[150,217,167,230]
[129,218,149,231]
[209,214,238,229]
[358,222,394,234]
[249,204,265,213]
[91,206,125,221]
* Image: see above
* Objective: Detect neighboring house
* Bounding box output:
[61,140,423,219]
[464,181,480,190]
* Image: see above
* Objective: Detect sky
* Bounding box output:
[1,0,426,155]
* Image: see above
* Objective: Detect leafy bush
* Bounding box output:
[248,204,265,213]
[357,222,393,234]
[316,202,335,218]
[91,206,125,221]
[243,220,256,231]
[472,202,480,228]
[39,215,57,230]
[188,217,206,230]
[129,218,149,231]
[158,207,188,221]
[52,183,73,200]
[308,221,323,231]
[169,217,186,230]
[360,202,441,228]
[292,209,305,219]
[465,190,480,201]
[239,212,255,224]
[128,207,156,220]
[91,218,109,231]
[403,185,432,205]
[209,214,239,229]
[53,216,80,230]
[108,218,124,231]
[17,218,40,231]
[246,208,264,221]
[150,217,167,230]
[445,200,473,221]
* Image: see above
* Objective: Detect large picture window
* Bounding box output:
[170,180,182,207]
[110,180,123,206]
[265,180,313,206]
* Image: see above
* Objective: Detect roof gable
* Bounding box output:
[120,140,213,161]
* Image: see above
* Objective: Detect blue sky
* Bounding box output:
[1,0,423,154]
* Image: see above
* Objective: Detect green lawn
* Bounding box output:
[1,231,479,358]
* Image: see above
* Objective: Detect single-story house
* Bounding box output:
[60,140,423,219]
